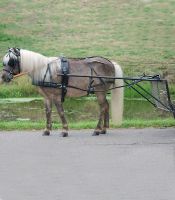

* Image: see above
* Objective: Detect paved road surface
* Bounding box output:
[0,128,175,200]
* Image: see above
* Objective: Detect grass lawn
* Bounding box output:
[0,0,174,129]
[0,0,175,75]
[0,118,174,131]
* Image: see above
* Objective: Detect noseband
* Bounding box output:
[2,68,14,81]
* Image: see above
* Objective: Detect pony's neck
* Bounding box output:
[20,49,48,75]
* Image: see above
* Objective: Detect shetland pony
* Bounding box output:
[1,48,123,137]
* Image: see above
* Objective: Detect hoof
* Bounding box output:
[100,130,107,134]
[42,130,50,136]
[92,131,100,136]
[61,132,68,137]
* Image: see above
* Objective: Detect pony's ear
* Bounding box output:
[14,48,20,56]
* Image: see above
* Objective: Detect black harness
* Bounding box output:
[60,57,69,102]
[32,57,69,102]
[32,57,111,102]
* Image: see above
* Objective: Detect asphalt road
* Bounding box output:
[0,128,175,200]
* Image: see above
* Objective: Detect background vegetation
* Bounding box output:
[0,0,175,75]
[0,0,175,97]
[0,0,174,129]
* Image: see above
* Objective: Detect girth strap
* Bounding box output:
[60,57,69,102]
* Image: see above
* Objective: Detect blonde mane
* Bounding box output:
[20,49,61,82]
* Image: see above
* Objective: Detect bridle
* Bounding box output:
[2,68,14,81]
[2,48,21,81]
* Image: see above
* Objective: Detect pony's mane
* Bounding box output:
[20,49,60,83]
[20,49,48,71]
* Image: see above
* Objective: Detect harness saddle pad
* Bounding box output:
[60,57,69,102]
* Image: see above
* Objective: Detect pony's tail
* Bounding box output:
[111,61,124,125]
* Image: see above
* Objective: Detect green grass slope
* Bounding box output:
[0,0,175,98]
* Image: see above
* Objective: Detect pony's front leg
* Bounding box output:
[43,98,52,136]
[54,100,68,137]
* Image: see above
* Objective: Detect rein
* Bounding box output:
[14,72,28,79]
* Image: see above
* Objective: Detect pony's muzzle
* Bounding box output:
[1,71,13,82]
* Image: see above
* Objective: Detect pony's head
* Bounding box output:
[1,48,20,82]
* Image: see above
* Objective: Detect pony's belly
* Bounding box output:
[67,88,87,97]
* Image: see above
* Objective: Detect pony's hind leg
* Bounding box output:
[93,92,108,136]
[101,99,109,134]
[43,98,52,136]
[54,99,69,137]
